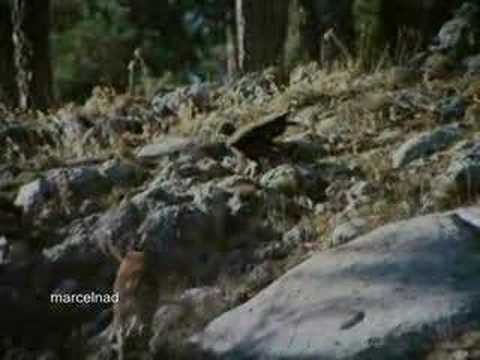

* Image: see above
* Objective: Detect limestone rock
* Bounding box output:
[193,208,480,359]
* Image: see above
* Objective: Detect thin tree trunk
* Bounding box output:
[283,0,318,72]
[235,0,318,75]
[12,0,31,110]
[226,10,238,78]
[12,0,53,110]
[0,1,16,106]
[30,0,53,109]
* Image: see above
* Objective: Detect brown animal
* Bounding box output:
[110,251,160,360]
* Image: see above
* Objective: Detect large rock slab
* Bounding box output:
[193,208,480,359]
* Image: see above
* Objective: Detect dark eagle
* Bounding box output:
[227,111,298,158]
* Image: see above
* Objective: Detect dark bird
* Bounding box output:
[227,111,298,158]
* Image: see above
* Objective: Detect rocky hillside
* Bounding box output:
[2,4,480,359]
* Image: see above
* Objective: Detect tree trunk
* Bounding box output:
[0,1,16,106]
[235,0,318,75]
[226,9,238,79]
[12,0,53,110]
[283,0,318,72]
[236,0,289,73]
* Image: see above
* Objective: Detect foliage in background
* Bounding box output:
[51,0,231,102]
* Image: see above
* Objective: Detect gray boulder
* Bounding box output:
[99,158,145,186]
[43,215,101,265]
[15,178,53,214]
[131,178,183,213]
[47,167,111,198]
[151,83,210,116]
[138,205,186,254]
[92,202,144,258]
[193,207,480,359]
[138,204,229,282]
[432,2,480,59]
[15,166,112,214]
[392,123,462,168]
[261,163,330,202]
